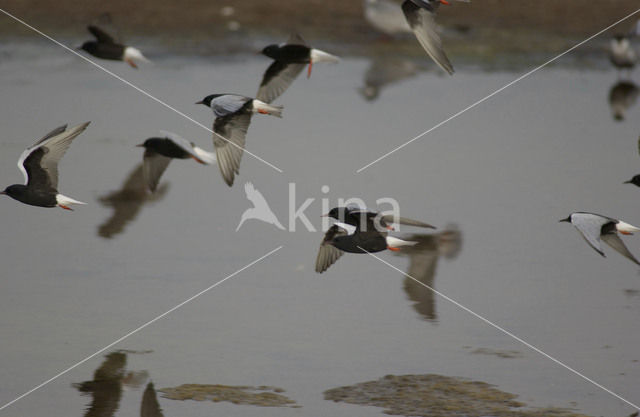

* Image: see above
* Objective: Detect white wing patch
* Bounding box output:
[333,221,357,235]
[17,149,32,184]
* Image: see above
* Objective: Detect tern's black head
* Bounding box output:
[325,207,347,221]
[559,215,572,223]
[2,185,25,198]
[137,137,192,159]
[261,44,280,59]
[1,184,44,205]
[613,34,626,42]
[325,206,368,227]
[2,184,57,207]
[195,94,217,107]
[137,138,155,149]
[624,175,640,187]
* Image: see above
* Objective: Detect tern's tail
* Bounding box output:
[124,46,151,64]
[386,236,418,248]
[193,146,217,165]
[253,100,283,118]
[56,193,87,208]
[310,49,340,64]
[617,221,640,234]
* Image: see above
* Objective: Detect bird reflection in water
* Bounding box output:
[608,22,638,76]
[141,382,165,417]
[73,351,149,417]
[97,163,169,239]
[608,80,639,121]
[361,0,427,101]
[363,0,412,37]
[392,225,462,322]
[359,58,424,101]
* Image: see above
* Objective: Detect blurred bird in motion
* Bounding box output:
[137,131,215,192]
[79,25,150,68]
[401,0,470,75]
[393,225,462,321]
[316,206,436,273]
[363,0,412,36]
[257,34,340,103]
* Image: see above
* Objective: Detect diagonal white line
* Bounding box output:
[0,8,283,174]
[360,247,640,411]
[0,245,283,412]
[356,8,640,173]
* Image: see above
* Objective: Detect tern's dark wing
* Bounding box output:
[380,214,436,229]
[340,208,378,229]
[402,0,454,75]
[19,122,89,190]
[344,208,434,231]
[143,149,172,192]
[315,225,347,273]
[88,25,116,44]
[287,33,308,46]
[213,113,252,187]
[256,60,306,103]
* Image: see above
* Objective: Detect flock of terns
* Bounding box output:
[3,0,640,274]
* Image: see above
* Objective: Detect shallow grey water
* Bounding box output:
[0,39,639,417]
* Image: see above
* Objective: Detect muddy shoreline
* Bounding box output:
[2,0,638,58]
